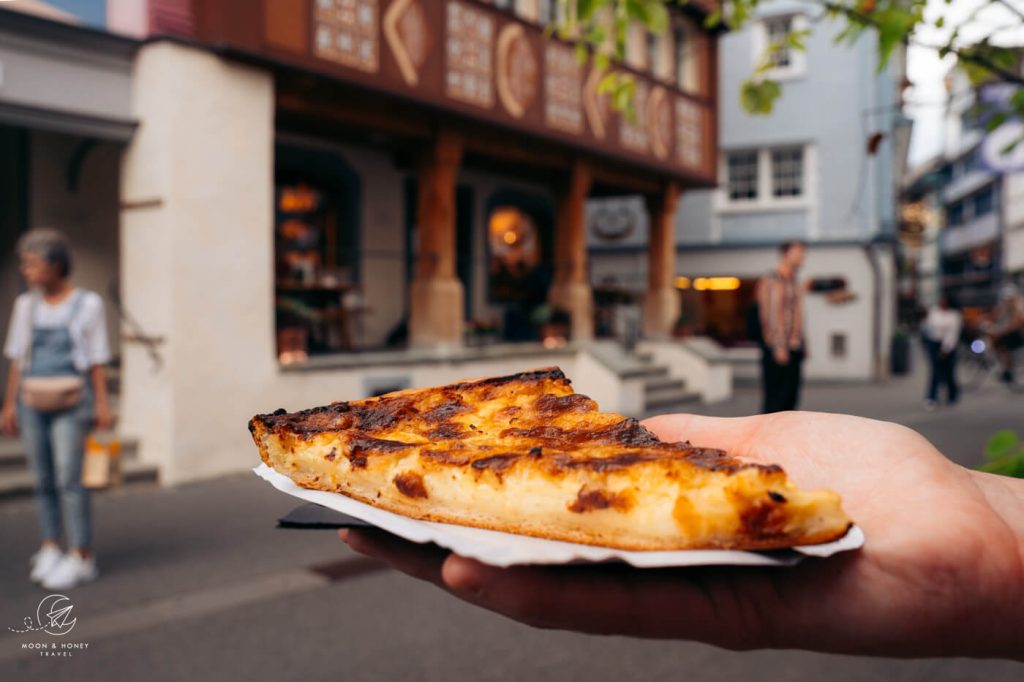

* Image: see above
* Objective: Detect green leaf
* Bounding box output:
[740,79,782,115]
[574,43,589,65]
[703,9,722,29]
[1000,134,1024,155]
[985,111,1008,132]
[576,0,600,23]
[597,71,618,94]
[985,430,1020,460]
[979,455,1017,476]
[934,16,944,29]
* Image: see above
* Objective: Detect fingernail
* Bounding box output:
[338,529,350,542]
[443,556,484,596]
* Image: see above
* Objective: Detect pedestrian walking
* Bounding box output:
[987,283,1024,384]
[921,295,961,410]
[1,229,112,589]
[756,241,806,413]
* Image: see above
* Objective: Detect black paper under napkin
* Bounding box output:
[277,502,373,530]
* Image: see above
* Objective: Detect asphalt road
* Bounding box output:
[1,362,1022,681]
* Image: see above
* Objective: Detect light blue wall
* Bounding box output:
[679,1,900,246]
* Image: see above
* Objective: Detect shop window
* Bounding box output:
[488,206,543,303]
[676,276,759,346]
[274,169,360,364]
[726,151,759,201]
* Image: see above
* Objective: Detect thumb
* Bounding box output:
[641,413,766,458]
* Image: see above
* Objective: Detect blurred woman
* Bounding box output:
[1,229,112,589]
[921,295,961,410]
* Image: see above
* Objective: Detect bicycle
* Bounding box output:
[956,333,1024,393]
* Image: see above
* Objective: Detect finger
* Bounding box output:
[641,413,767,457]
[340,528,449,588]
[440,554,876,653]
[439,555,785,648]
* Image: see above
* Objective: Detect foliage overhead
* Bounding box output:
[552,0,1024,143]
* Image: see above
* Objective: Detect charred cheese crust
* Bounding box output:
[249,367,852,551]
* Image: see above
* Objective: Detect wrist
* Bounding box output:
[970,471,1024,659]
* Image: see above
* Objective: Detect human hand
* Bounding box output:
[94,401,114,431]
[1,402,16,436]
[773,347,789,365]
[339,411,1024,659]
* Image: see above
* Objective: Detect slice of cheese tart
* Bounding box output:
[249,367,851,551]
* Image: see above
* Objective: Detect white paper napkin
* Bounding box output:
[254,462,864,568]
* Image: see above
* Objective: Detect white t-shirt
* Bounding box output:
[924,306,962,354]
[3,289,112,373]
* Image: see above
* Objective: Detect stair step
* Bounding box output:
[643,377,685,394]
[0,458,159,500]
[0,437,140,470]
[643,389,701,413]
[620,365,669,379]
[632,351,654,364]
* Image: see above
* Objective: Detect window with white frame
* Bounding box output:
[765,16,792,69]
[721,145,811,208]
[755,14,807,79]
[726,151,759,201]
[771,147,804,197]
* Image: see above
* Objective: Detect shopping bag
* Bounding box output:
[82,434,123,489]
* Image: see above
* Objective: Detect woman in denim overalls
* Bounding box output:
[2,229,112,590]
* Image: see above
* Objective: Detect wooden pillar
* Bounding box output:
[409,132,464,348]
[549,159,594,341]
[643,182,681,339]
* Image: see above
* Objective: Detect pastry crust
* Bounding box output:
[249,367,851,551]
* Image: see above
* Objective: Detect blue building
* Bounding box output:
[684,2,909,378]
[628,1,910,380]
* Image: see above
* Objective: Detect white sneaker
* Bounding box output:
[29,546,65,583]
[41,553,98,590]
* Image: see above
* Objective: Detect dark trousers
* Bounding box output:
[761,347,804,414]
[925,340,959,404]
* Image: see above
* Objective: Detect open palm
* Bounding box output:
[341,412,1024,659]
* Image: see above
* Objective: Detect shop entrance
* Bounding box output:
[678,276,759,346]
[484,190,555,342]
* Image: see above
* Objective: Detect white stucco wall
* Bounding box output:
[674,245,880,380]
[120,42,277,484]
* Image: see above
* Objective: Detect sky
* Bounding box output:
[905,0,1024,167]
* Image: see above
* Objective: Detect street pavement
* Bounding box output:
[1,357,1022,681]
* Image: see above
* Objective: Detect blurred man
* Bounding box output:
[756,241,806,413]
[989,283,1024,383]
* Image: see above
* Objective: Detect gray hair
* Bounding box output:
[16,228,73,278]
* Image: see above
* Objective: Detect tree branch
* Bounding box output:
[817,0,1024,87]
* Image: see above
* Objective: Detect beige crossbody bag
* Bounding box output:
[20,293,86,413]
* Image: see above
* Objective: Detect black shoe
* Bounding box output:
[1000,370,1014,383]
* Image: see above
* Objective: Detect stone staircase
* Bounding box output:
[589,343,701,417]
[0,435,159,500]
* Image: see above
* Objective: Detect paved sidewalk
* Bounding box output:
[1,363,1021,681]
